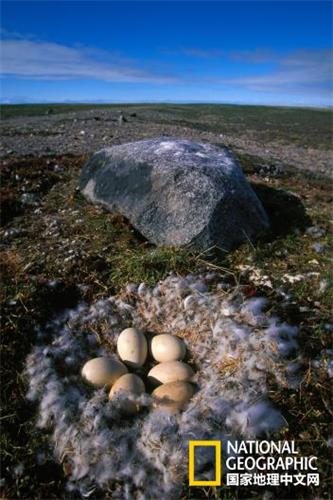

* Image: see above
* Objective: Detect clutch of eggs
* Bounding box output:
[81,328,194,414]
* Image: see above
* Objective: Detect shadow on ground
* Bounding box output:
[251,182,311,237]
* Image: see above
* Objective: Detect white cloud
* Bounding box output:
[218,49,333,94]
[163,46,332,96]
[1,31,331,103]
[0,37,179,84]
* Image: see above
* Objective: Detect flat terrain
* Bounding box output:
[0,104,332,499]
[1,103,332,177]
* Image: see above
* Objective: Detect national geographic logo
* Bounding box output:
[188,440,319,488]
[188,440,222,486]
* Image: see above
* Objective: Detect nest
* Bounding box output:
[26,272,299,499]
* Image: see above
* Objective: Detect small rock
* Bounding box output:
[118,114,127,125]
[20,192,41,207]
[312,242,325,253]
[319,279,330,294]
[4,228,25,239]
[306,226,326,238]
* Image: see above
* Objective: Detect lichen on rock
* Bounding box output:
[80,138,269,252]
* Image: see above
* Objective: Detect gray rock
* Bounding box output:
[79,138,269,251]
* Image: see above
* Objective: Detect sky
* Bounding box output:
[1,1,332,106]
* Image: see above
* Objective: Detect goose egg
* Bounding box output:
[81,357,127,387]
[109,373,145,415]
[151,334,186,363]
[117,327,147,368]
[147,361,194,387]
[152,381,194,412]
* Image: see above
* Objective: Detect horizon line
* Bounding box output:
[1,100,332,110]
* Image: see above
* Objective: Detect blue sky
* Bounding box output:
[1,1,332,106]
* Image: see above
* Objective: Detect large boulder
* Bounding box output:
[79,138,269,251]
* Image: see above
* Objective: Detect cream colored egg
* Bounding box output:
[147,361,194,387]
[81,357,127,387]
[109,373,145,398]
[117,328,148,368]
[109,373,145,415]
[152,381,194,412]
[151,334,186,363]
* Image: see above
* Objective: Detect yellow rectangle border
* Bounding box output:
[188,440,221,486]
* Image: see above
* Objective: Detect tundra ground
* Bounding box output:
[1,104,332,499]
